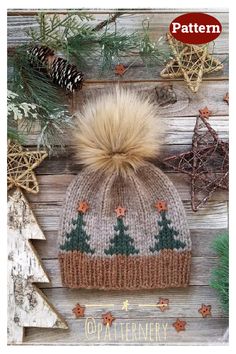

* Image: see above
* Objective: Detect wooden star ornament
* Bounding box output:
[114,64,126,76]
[173,318,186,332]
[198,304,212,318]
[7,141,48,194]
[157,297,169,312]
[160,33,223,93]
[102,312,116,326]
[199,107,212,119]
[72,303,85,318]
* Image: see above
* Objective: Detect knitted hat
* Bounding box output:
[58,88,191,290]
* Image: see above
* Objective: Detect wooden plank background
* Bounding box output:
[7,9,229,345]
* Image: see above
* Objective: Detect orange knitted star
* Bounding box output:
[72,303,85,318]
[155,201,168,213]
[102,312,116,326]
[77,201,89,214]
[199,107,212,119]
[173,318,186,332]
[157,298,169,312]
[115,206,126,218]
[198,304,212,318]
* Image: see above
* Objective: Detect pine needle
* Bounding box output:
[210,233,229,315]
[9,46,72,153]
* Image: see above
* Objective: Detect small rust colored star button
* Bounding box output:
[173,318,186,332]
[102,312,116,326]
[223,92,229,104]
[115,206,126,218]
[157,297,169,312]
[198,304,212,318]
[199,107,212,119]
[72,303,85,318]
[114,64,126,76]
[77,201,89,214]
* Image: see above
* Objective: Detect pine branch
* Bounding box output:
[210,233,229,315]
[8,46,72,153]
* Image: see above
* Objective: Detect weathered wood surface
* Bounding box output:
[7,12,229,54]
[40,286,227,318]
[8,9,229,345]
[24,318,228,345]
[7,189,67,344]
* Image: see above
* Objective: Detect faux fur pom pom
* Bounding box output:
[73,88,163,176]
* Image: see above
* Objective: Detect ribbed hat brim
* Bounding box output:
[59,249,191,290]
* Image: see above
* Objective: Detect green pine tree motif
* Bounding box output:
[60,211,95,254]
[105,211,139,256]
[150,210,186,252]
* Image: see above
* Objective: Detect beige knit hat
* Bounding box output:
[58,88,191,290]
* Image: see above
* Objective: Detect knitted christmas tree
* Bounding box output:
[60,201,94,254]
[150,201,186,252]
[105,206,139,256]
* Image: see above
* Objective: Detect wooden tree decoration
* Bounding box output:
[8,189,68,344]
[160,33,223,93]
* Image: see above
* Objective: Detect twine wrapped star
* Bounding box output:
[160,33,223,93]
[7,141,48,194]
[164,112,228,211]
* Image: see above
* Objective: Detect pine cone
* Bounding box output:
[28,45,55,68]
[50,57,84,92]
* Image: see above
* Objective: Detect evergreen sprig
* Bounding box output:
[9,46,72,152]
[210,232,229,315]
[27,12,94,50]
[26,12,169,71]
[8,12,170,152]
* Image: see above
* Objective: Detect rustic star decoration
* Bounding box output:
[223,92,229,105]
[77,201,89,214]
[7,141,48,194]
[115,206,126,218]
[198,304,212,318]
[72,303,85,318]
[163,113,228,211]
[173,318,186,332]
[157,298,169,312]
[102,312,116,326]
[160,33,223,93]
[199,106,212,119]
[114,64,126,76]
